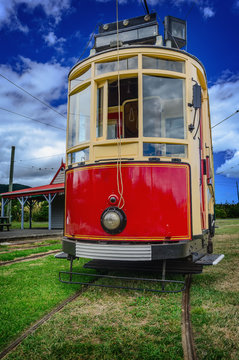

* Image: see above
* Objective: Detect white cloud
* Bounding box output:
[0,58,69,186]
[43,31,66,53]
[0,0,72,32]
[209,72,239,177]
[234,0,239,9]
[216,151,239,178]
[202,6,215,18]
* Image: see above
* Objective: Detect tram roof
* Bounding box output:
[69,45,207,79]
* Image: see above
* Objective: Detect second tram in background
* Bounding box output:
[60,13,224,274]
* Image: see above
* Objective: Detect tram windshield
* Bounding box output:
[143,75,185,139]
[107,78,138,139]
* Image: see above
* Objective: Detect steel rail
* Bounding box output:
[181,274,197,360]
[0,244,60,254]
[0,284,94,359]
[0,250,60,266]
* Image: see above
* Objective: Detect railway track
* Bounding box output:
[0,250,60,266]
[181,274,197,360]
[0,261,197,359]
[0,284,93,360]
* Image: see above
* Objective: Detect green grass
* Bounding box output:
[11,221,49,229]
[0,238,61,253]
[1,219,239,359]
[190,219,239,359]
[4,276,184,360]
[0,256,95,353]
[215,218,239,235]
[0,243,61,261]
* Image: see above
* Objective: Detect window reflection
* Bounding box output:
[143,143,187,157]
[96,57,138,75]
[70,68,91,90]
[107,78,138,139]
[68,148,90,164]
[68,86,91,148]
[143,75,185,139]
[142,56,184,73]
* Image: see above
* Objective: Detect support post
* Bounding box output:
[49,193,52,230]
[29,199,32,229]
[1,198,5,217]
[43,193,57,230]
[1,198,9,217]
[17,197,28,230]
[8,146,15,222]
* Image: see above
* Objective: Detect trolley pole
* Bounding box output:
[8,146,15,222]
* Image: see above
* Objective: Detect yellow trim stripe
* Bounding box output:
[66,162,189,175]
[65,233,191,241]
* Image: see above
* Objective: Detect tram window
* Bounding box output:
[107,78,138,139]
[96,57,138,75]
[68,148,89,165]
[96,87,103,137]
[142,56,184,73]
[70,67,91,90]
[165,117,184,139]
[68,85,91,148]
[143,143,187,157]
[143,75,185,139]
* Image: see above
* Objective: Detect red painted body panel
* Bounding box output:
[65,162,191,242]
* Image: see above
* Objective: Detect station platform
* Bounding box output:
[0,228,63,243]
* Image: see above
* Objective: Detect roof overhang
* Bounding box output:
[1,183,65,199]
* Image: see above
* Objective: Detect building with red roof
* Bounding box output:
[1,161,65,230]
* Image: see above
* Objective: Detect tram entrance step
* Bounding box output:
[55,252,68,259]
[84,259,203,274]
[195,254,224,265]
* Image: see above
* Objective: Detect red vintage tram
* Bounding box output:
[59,13,223,284]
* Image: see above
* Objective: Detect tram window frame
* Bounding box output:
[70,66,91,90]
[107,77,139,139]
[143,143,187,158]
[67,147,90,165]
[95,56,138,76]
[142,55,185,73]
[96,86,104,138]
[142,75,186,140]
[67,84,91,149]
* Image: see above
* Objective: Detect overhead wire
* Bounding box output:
[14,163,56,171]
[77,22,101,61]
[0,73,66,119]
[16,153,65,162]
[212,110,239,129]
[0,107,66,131]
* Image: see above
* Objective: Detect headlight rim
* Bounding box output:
[101,206,127,235]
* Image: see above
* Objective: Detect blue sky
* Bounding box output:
[0,0,239,203]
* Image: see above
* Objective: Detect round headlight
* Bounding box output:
[101,207,127,234]
[102,211,120,230]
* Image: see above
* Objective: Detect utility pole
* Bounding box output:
[236,181,239,204]
[8,146,15,222]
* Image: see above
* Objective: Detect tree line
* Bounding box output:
[215,203,239,218]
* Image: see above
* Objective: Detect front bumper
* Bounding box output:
[62,237,204,261]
